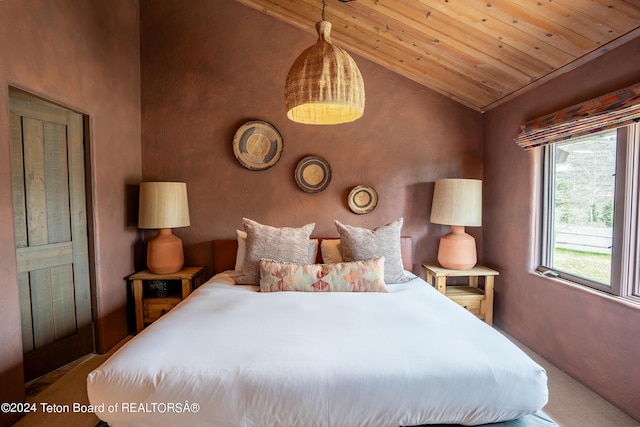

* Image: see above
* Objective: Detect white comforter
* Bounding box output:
[87,272,548,427]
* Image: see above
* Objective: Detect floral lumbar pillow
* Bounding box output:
[259,257,387,292]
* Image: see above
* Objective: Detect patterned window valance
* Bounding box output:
[514,83,640,150]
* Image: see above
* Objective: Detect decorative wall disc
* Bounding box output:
[232,120,283,170]
[348,185,378,214]
[294,155,331,193]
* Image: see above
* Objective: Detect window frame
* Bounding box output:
[623,124,640,301]
[538,124,640,301]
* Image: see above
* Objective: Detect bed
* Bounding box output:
[88,220,551,427]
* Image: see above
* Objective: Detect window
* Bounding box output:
[539,123,640,300]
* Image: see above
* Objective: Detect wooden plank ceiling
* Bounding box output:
[234,0,640,112]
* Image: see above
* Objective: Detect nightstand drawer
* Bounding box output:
[450,297,482,315]
[143,298,180,322]
[445,286,485,315]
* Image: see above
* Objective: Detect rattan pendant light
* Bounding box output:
[285,0,365,125]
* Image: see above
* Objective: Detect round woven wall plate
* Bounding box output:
[348,185,378,214]
[294,156,332,193]
[232,120,283,170]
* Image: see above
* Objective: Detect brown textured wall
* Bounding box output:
[484,37,640,421]
[0,0,635,424]
[140,0,483,280]
[0,1,141,425]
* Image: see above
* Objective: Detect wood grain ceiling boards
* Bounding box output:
[234,0,640,111]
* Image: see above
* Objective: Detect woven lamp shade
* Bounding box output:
[430,179,482,227]
[285,21,365,125]
[138,182,190,229]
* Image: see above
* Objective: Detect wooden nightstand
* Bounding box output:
[422,264,498,325]
[129,267,204,332]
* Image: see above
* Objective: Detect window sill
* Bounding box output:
[531,270,640,310]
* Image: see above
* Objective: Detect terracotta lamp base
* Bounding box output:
[146,228,185,274]
[437,225,477,270]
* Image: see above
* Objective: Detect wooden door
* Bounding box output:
[9,95,94,382]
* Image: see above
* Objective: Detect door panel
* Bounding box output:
[9,95,94,381]
[44,122,71,243]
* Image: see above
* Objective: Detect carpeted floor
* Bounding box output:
[14,337,129,427]
[15,354,106,427]
[13,333,639,427]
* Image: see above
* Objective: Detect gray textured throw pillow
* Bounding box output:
[335,218,409,283]
[238,218,315,285]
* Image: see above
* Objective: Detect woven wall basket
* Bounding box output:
[285,20,365,125]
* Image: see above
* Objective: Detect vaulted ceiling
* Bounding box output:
[234,0,640,112]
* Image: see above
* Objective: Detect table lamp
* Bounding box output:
[430,178,482,270]
[138,182,190,274]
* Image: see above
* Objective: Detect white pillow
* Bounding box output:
[235,230,318,271]
[308,239,319,263]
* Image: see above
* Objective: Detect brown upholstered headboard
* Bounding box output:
[212,237,413,274]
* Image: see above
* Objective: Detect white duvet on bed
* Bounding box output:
[87,272,548,427]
